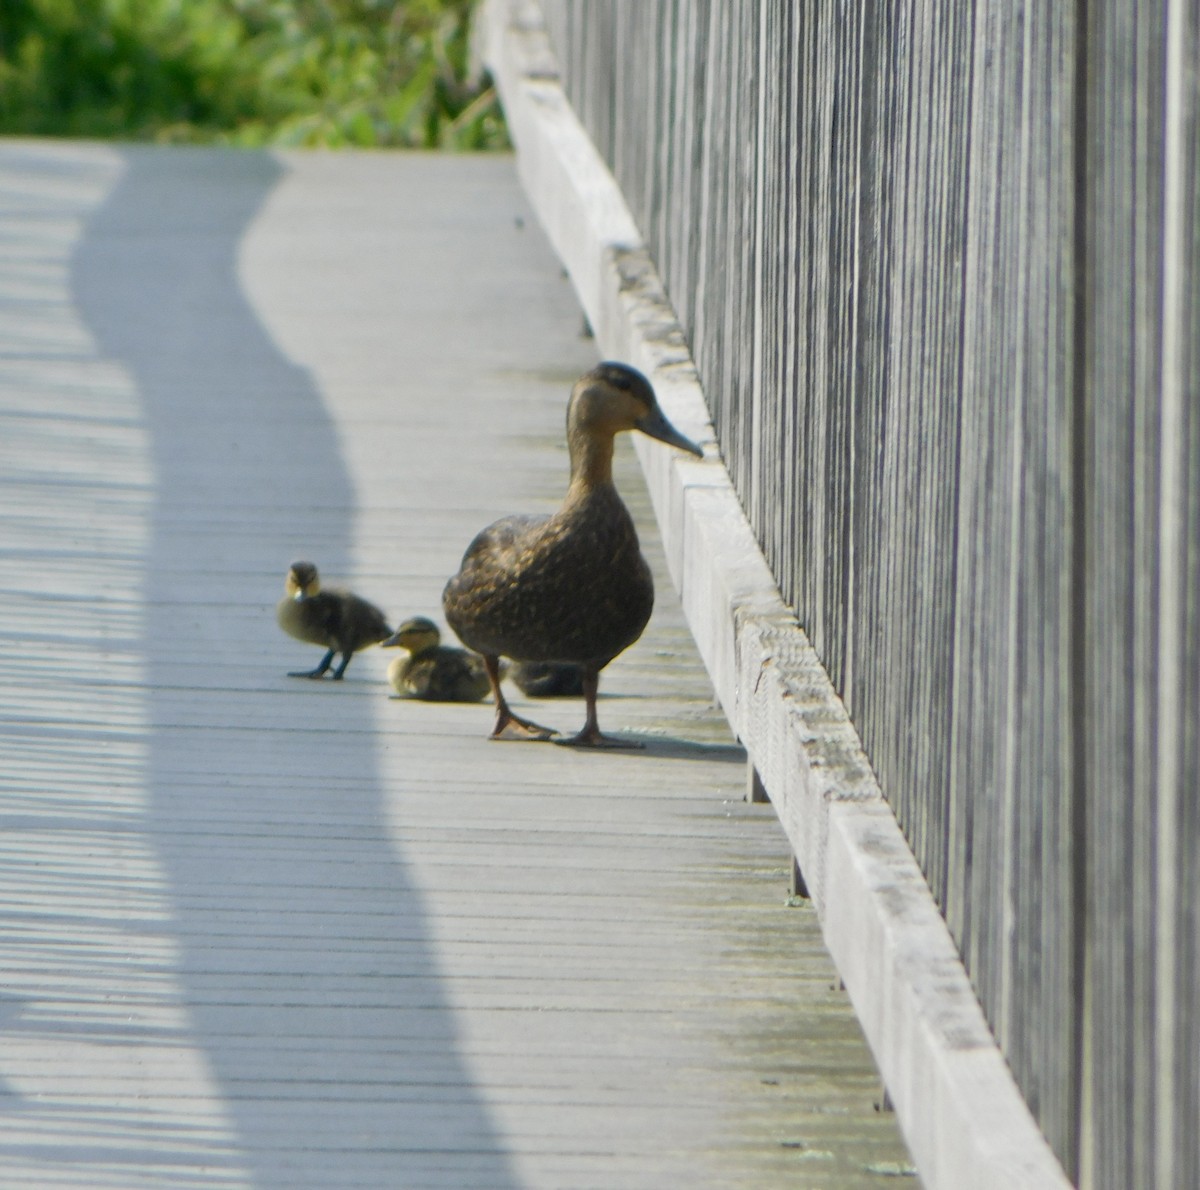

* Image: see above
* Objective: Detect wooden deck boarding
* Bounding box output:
[0,142,914,1188]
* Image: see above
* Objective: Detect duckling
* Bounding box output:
[442,361,703,746]
[381,616,491,702]
[510,660,585,698]
[276,561,392,679]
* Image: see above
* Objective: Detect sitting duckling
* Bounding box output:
[442,361,702,746]
[381,616,491,702]
[276,561,392,680]
[511,661,585,698]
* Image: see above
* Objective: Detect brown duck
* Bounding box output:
[276,561,392,679]
[381,616,491,702]
[442,362,702,746]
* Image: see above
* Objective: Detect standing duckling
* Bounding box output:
[381,616,491,702]
[442,361,703,746]
[276,561,392,679]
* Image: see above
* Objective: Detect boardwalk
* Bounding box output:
[0,142,914,1188]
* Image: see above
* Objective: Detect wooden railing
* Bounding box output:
[537,2,1200,1185]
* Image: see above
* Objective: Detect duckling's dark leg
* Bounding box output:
[330,650,353,680]
[289,648,335,679]
[486,655,556,741]
[559,667,644,749]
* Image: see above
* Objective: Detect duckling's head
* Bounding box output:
[381,615,441,655]
[567,362,703,458]
[286,561,320,601]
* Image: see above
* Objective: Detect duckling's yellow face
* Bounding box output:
[383,617,440,655]
[286,562,320,600]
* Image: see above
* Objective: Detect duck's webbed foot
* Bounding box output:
[490,706,558,741]
[556,725,644,749]
[485,655,557,741]
[289,648,335,679]
[551,668,642,748]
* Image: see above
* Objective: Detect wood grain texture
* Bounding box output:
[0,142,913,1188]
[538,1,1200,1183]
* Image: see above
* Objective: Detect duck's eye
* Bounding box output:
[609,373,632,391]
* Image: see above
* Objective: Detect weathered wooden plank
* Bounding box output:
[535,1,1200,1183]
[0,140,913,1188]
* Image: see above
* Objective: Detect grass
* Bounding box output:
[0,0,507,148]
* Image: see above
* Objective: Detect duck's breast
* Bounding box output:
[443,490,653,665]
[277,592,340,647]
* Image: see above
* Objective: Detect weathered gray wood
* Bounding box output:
[0,142,913,1187]
[1156,11,1200,1190]
[536,1,1200,1185]
[483,6,1071,1188]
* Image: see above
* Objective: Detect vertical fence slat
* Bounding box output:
[535,2,1199,1182]
[1079,2,1169,1185]
[1158,9,1200,1187]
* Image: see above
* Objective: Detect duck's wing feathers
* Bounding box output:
[305,592,346,641]
[327,590,392,649]
[456,514,548,572]
[442,514,548,651]
[430,648,490,701]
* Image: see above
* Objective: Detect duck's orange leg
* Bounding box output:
[558,668,643,749]
[485,655,557,741]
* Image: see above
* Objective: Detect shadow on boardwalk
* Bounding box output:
[71,148,518,1189]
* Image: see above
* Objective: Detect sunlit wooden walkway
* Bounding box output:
[0,142,914,1188]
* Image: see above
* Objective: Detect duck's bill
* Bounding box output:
[637,407,704,457]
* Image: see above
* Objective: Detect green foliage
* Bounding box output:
[0,0,508,148]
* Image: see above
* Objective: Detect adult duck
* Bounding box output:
[442,362,702,746]
[381,616,491,702]
[276,561,392,679]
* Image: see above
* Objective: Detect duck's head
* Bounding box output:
[286,561,320,601]
[381,615,441,655]
[567,362,703,457]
